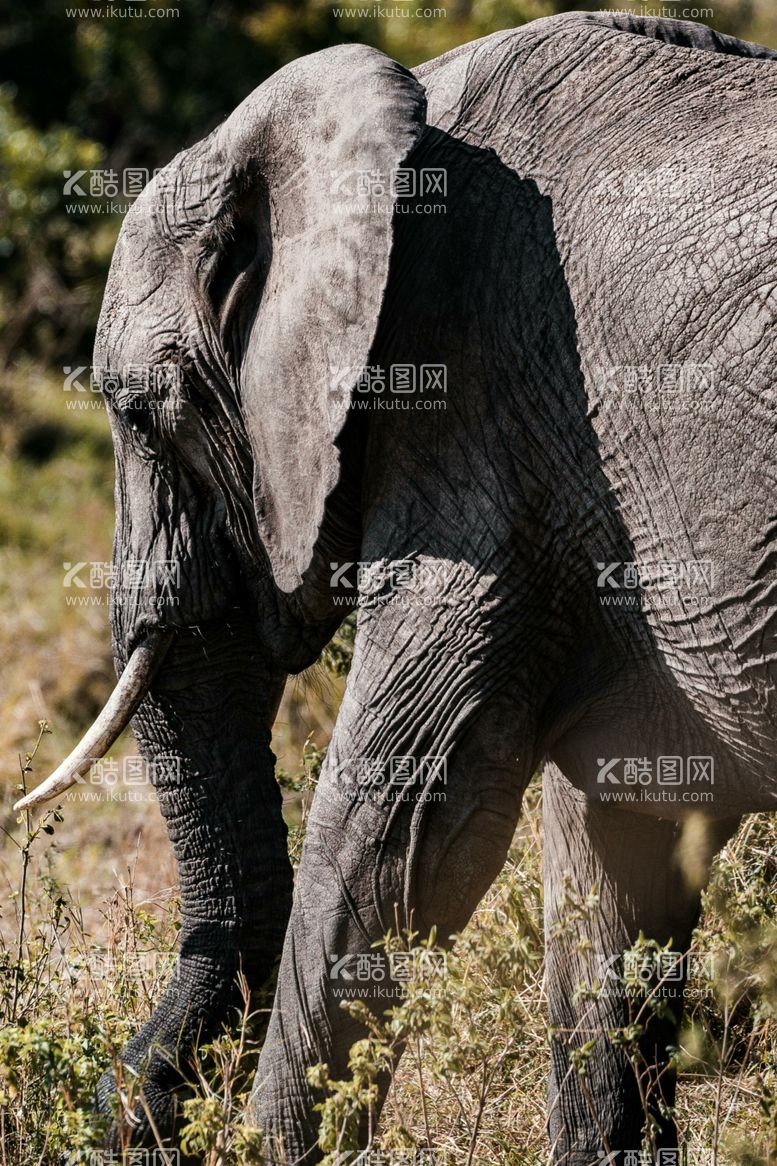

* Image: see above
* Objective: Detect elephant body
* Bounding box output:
[411,11,777,816]
[32,10,776,1163]
[254,14,777,1160]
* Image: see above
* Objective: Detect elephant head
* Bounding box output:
[16,44,426,1143]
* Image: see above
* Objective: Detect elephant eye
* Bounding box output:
[101,362,182,451]
[114,391,156,443]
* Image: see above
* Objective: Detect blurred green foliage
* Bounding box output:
[0,0,565,366]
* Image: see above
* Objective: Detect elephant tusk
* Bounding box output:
[14,631,174,813]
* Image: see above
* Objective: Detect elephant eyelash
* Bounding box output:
[113,396,158,446]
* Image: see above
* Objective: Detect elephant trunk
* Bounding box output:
[97,614,292,1147]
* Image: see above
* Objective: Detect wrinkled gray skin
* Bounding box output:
[91,10,777,1163]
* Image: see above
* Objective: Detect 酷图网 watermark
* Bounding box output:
[329,165,447,216]
[61,754,181,803]
[56,950,179,987]
[62,363,182,410]
[327,364,447,419]
[595,558,715,612]
[333,754,447,805]
[63,559,180,608]
[595,754,714,805]
[328,948,447,1001]
[327,558,461,609]
[584,947,716,1003]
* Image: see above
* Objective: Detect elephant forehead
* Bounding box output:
[95,170,200,368]
[96,260,186,374]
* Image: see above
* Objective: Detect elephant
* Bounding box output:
[17,8,777,1162]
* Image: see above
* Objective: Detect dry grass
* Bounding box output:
[0,362,341,937]
[2,365,777,1162]
[4,716,777,1163]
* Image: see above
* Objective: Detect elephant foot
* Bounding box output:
[96,1062,185,1154]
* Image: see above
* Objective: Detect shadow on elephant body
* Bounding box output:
[357,127,679,754]
[82,89,768,1166]
[249,129,766,1161]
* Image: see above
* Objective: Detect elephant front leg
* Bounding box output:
[543,762,738,1165]
[95,622,293,1148]
[249,669,534,1164]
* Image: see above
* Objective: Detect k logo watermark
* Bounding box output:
[329,166,447,216]
[595,558,715,612]
[328,949,447,1001]
[62,559,180,608]
[64,1152,180,1165]
[595,755,714,805]
[333,754,448,805]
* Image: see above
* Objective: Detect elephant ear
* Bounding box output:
[170,46,427,592]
